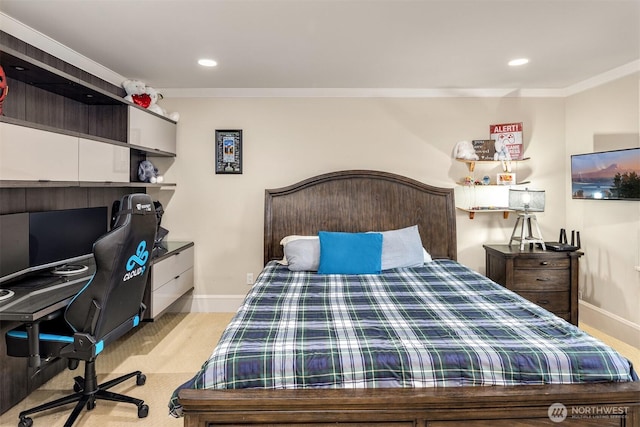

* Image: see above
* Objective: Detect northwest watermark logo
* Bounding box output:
[548,403,629,423]
[548,403,567,423]
[123,241,149,282]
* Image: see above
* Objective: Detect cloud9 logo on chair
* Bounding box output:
[123,241,149,282]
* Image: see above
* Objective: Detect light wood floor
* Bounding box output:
[0,313,637,427]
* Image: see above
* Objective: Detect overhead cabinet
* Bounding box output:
[128,106,177,155]
[0,43,177,188]
[0,122,79,182]
[78,138,130,183]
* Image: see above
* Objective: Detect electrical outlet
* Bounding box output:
[246,273,254,285]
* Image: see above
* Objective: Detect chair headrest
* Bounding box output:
[113,194,154,229]
[127,194,154,215]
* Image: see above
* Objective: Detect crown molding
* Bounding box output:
[157,87,566,98]
[563,60,640,96]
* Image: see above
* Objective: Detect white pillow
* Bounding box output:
[278,235,318,265]
[379,225,425,270]
[285,238,321,271]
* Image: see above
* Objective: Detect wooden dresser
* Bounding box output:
[483,244,583,325]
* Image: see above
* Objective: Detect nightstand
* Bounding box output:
[483,244,583,325]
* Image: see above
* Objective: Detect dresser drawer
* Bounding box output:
[484,245,582,326]
[512,269,570,291]
[151,267,194,318]
[516,291,570,313]
[152,246,194,291]
[514,257,569,269]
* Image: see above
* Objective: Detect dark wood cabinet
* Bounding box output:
[0,31,179,413]
[483,244,582,325]
[0,30,177,189]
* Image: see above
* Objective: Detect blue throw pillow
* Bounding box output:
[317,231,383,275]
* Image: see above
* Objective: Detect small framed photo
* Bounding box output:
[497,172,516,185]
[215,130,243,174]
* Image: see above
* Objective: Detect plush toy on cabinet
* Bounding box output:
[137,160,164,184]
[121,79,180,122]
[122,79,150,108]
[146,86,180,122]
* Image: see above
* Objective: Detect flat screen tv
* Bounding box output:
[0,206,108,284]
[571,147,640,200]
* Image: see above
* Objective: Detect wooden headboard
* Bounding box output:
[264,170,456,264]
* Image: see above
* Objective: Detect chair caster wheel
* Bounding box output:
[138,403,149,418]
[136,373,146,386]
[73,376,84,393]
[18,417,33,427]
[86,399,96,410]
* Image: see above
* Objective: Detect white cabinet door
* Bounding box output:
[128,106,177,155]
[78,138,130,182]
[0,122,79,181]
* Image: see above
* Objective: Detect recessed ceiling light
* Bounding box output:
[508,58,529,66]
[198,58,218,67]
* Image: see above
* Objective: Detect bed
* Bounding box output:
[173,170,640,426]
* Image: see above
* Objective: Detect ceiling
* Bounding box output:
[1,0,639,93]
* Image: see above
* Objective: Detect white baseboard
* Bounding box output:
[169,293,245,314]
[579,300,640,348]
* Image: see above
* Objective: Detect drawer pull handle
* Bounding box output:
[536,278,551,282]
[536,299,550,305]
[174,275,181,280]
[540,261,549,266]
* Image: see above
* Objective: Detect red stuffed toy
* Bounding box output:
[0,65,8,116]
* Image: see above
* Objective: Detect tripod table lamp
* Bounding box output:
[508,188,546,250]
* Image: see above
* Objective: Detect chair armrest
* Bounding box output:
[59,332,98,361]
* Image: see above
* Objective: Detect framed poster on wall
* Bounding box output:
[215,130,243,174]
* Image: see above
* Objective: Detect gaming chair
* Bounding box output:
[5,193,157,427]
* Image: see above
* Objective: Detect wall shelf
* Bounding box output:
[457,207,512,219]
[456,157,530,172]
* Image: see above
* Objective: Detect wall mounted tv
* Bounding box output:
[0,206,108,284]
[571,147,640,200]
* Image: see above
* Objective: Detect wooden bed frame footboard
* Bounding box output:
[179,384,640,426]
[179,170,640,427]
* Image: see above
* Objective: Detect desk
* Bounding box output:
[0,264,95,414]
[0,241,193,413]
[0,260,95,362]
[0,268,95,323]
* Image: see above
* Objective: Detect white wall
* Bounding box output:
[565,73,640,346]
[154,96,566,303]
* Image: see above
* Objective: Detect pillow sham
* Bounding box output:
[318,231,383,275]
[278,235,318,265]
[379,225,425,270]
[284,238,321,271]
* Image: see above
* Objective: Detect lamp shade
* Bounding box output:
[508,188,545,212]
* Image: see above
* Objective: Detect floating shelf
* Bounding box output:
[457,207,513,219]
[456,157,530,172]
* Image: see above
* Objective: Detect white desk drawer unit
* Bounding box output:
[149,244,194,319]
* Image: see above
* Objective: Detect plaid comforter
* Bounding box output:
[169,260,636,416]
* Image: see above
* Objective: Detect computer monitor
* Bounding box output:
[0,207,108,284]
[0,212,30,282]
[29,207,108,267]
